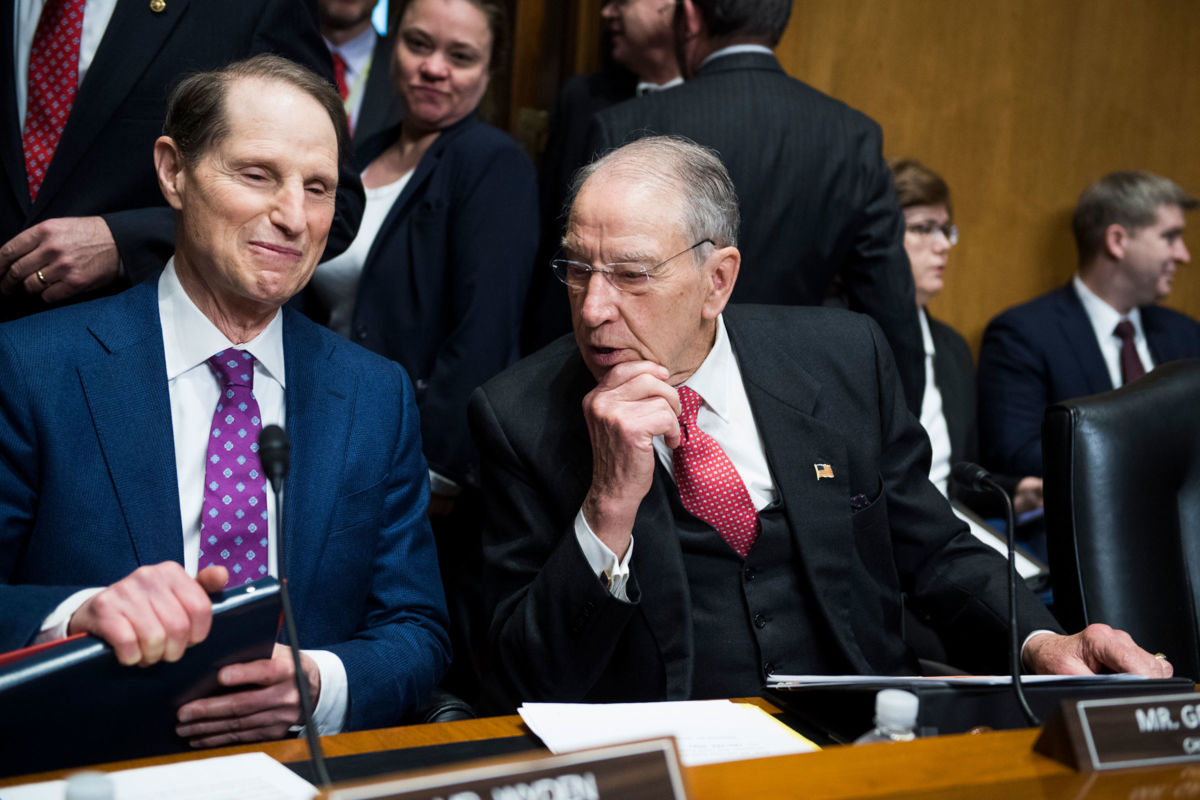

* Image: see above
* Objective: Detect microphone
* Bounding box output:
[952,461,1040,727]
[258,425,330,787]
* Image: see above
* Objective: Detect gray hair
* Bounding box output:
[568,135,740,260]
[1073,170,1197,265]
[163,54,349,167]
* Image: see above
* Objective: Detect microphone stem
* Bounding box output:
[989,477,1040,727]
[273,480,331,787]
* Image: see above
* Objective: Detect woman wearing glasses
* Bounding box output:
[891,158,1043,517]
[307,0,538,513]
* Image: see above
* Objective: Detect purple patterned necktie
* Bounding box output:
[198,350,268,586]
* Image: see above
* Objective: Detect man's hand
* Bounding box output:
[175,643,321,748]
[68,563,228,667]
[581,361,681,558]
[1013,476,1043,515]
[0,217,120,302]
[1024,624,1173,678]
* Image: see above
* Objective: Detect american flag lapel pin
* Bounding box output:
[814,463,834,480]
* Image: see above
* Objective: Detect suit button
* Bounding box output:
[754,613,767,629]
[744,567,757,582]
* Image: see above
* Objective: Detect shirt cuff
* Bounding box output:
[573,509,633,602]
[35,588,104,644]
[428,469,462,497]
[1019,628,1057,671]
[302,648,349,735]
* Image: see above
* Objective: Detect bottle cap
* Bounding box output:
[875,688,919,728]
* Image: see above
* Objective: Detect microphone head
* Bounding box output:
[258,425,290,492]
[951,461,992,492]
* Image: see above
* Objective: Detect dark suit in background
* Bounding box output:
[470,305,1060,710]
[0,280,450,731]
[347,33,404,150]
[0,0,364,320]
[588,52,924,413]
[522,68,636,352]
[978,282,1200,478]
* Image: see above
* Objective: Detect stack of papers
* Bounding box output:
[0,752,317,800]
[766,673,1149,688]
[519,699,818,766]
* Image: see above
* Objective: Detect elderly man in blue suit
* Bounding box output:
[0,55,449,746]
[979,171,1199,479]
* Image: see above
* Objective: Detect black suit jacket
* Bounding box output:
[0,0,364,320]
[304,113,538,486]
[470,305,1061,710]
[588,53,924,413]
[348,33,403,150]
[978,282,1200,477]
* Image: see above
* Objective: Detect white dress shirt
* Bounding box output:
[575,316,777,600]
[323,25,377,131]
[38,262,349,734]
[1073,275,1155,388]
[917,309,953,497]
[635,76,683,96]
[14,0,118,129]
[699,43,775,70]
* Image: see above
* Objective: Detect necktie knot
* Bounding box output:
[1114,319,1136,343]
[208,350,255,389]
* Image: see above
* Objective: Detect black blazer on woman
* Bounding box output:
[305,113,539,486]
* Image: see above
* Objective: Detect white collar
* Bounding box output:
[1073,273,1144,341]
[158,258,287,387]
[325,25,376,73]
[636,76,684,95]
[700,44,774,69]
[679,315,734,423]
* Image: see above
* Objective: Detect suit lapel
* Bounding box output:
[0,6,30,215]
[33,0,191,214]
[726,311,873,672]
[280,311,353,607]
[1054,284,1114,395]
[77,282,183,565]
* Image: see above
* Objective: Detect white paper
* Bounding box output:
[518,699,817,767]
[0,752,317,800]
[766,673,1149,688]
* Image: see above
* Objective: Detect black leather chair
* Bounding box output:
[1043,358,1200,680]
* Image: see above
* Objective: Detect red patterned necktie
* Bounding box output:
[1114,319,1146,385]
[23,0,86,202]
[331,51,350,100]
[198,350,269,586]
[672,386,760,557]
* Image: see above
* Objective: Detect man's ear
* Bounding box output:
[674,0,704,79]
[1103,222,1129,261]
[702,245,740,320]
[154,136,186,211]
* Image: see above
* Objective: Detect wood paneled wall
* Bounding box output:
[778,0,1200,350]
[510,0,1200,351]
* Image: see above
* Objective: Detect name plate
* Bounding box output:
[323,738,689,800]
[1034,691,1200,771]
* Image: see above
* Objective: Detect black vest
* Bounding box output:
[669,489,844,699]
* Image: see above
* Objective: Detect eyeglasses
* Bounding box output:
[551,239,713,294]
[906,220,958,245]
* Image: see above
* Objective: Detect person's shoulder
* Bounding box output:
[1141,302,1200,332]
[446,117,529,161]
[726,303,881,353]
[987,283,1072,331]
[1,284,157,361]
[285,308,407,386]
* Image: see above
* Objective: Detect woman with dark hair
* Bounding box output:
[307,0,538,510]
[891,158,1042,517]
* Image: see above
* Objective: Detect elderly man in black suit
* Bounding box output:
[0,0,363,321]
[587,0,925,414]
[469,135,1171,711]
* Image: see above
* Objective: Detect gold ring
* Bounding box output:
[35,269,48,286]
[1154,652,1167,660]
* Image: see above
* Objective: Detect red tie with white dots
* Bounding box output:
[672,386,760,557]
[23,0,86,201]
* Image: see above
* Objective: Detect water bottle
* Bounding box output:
[853,688,919,744]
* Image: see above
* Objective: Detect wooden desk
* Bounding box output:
[4,710,1198,799]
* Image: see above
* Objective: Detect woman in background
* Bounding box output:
[891,158,1043,517]
[308,0,538,510]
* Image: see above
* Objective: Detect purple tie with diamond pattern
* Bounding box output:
[198,350,268,586]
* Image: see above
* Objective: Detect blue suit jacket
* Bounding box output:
[978,282,1200,477]
[0,281,450,731]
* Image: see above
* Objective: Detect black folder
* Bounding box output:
[0,578,281,777]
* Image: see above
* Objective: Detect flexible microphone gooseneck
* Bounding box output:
[258,425,330,787]
[951,461,1040,727]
